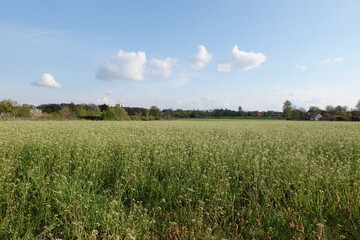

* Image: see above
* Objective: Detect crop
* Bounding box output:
[0,120,359,239]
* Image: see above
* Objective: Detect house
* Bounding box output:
[332,115,344,121]
[256,112,265,117]
[309,112,322,121]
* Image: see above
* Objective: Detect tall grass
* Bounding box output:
[0,120,359,239]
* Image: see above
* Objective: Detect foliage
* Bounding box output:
[149,106,162,120]
[0,99,18,116]
[282,100,292,119]
[101,106,129,121]
[0,120,359,239]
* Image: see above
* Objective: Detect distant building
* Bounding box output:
[332,115,344,121]
[115,104,124,108]
[256,112,265,117]
[309,112,322,121]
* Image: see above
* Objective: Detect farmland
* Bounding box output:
[0,120,359,239]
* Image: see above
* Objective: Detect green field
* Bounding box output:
[0,120,359,239]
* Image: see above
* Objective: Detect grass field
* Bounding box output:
[0,120,359,239]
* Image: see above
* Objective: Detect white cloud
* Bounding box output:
[96,50,147,82]
[218,45,266,72]
[106,91,113,95]
[321,57,344,65]
[189,45,213,70]
[295,65,307,71]
[217,63,232,72]
[31,73,61,88]
[148,58,177,77]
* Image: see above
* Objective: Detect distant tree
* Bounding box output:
[0,99,17,116]
[15,105,32,117]
[149,106,162,120]
[30,108,43,118]
[325,105,335,113]
[334,105,347,113]
[75,105,87,117]
[37,103,62,113]
[102,106,129,121]
[282,100,292,119]
[101,109,117,120]
[292,107,307,120]
[238,106,244,116]
[308,106,321,112]
[355,99,360,111]
[112,106,129,120]
[98,104,109,112]
[59,106,74,119]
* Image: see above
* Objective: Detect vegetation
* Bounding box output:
[1,98,360,121]
[0,120,359,239]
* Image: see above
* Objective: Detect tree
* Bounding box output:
[30,108,43,118]
[59,106,74,119]
[15,105,32,117]
[149,106,162,120]
[0,99,17,116]
[101,106,129,121]
[356,99,360,111]
[98,104,109,112]
[335,105,348,113]
[112,106,129,120]
[282,100,292,119]
[308,106,321,112]
[238,106,244,116]
[325,105,335,113]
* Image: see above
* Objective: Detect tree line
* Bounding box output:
[282,99,360,121]
[1,98,360,121]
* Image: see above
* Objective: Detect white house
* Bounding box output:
[309,112,322,121]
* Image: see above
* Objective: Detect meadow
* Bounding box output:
[0,120,359,240]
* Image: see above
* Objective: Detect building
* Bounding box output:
[309,112,322,121]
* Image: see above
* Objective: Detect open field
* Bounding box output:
[0,120,359,239]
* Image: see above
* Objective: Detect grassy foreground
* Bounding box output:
[0,120,359,240]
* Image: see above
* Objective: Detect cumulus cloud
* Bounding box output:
[148,58,177,77]
[96,50,147,82]
[295,65,307,71]
[189,45,213,70]
[218,45,266,72]
[31,73,61,88]
[321,57,344,65]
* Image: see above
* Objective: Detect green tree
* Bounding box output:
[15,105,32,117]
[282,100,292,119]
[238,106,244,116]
[102,106,129,121]
[0,99,17,116]
[149,106,162,120]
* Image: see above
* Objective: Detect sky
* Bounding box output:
[0,0,359,111]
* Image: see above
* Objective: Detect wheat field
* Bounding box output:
[0,120,359,239]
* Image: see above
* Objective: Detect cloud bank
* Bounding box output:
[148,58,177,77]
[31,73,61,88]
[189,45,213,70]
[96,50,178,81]
[96,50,147,82]
[218,45,266,72]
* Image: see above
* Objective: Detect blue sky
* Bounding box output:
[1,0,359,111]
